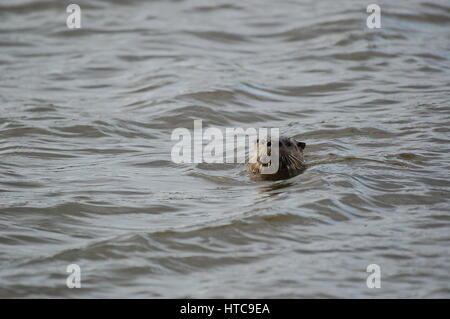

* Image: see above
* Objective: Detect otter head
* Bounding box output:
[248,136,306,180]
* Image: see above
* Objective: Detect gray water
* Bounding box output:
[1,0,450,298]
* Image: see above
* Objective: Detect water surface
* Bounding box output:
[0,0,449,298]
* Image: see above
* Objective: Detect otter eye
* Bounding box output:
[256,138,259,143]
[267,141,271,147]
[279,141,283,147]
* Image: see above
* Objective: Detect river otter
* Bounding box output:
[248,136,306,181]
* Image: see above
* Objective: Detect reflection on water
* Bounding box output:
[0,0,449,298]
[258,180,296,194]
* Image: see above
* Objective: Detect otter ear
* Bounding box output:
[296,141,306,150]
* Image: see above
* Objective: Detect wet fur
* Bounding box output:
[248,136,306,181]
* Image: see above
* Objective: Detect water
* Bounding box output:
[1,0,449,298]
